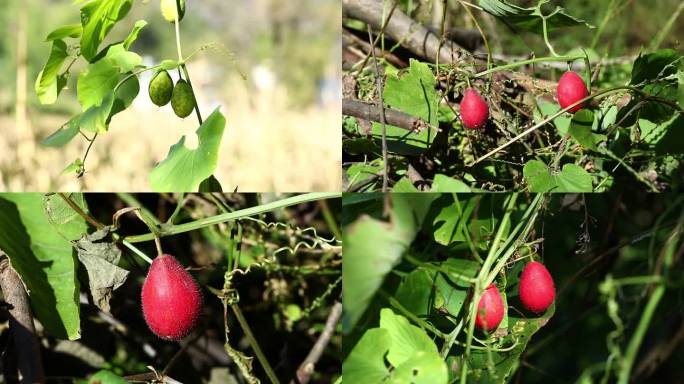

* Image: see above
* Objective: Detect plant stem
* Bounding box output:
[120,240,153,264]
[166,193,186,224]
[319,199,341,240]
[472,86,683,165]
[230,304,280,384]
[616,285,664,384]
[117,193,161,226]
[124,193,341,243]
[474,55,584,78]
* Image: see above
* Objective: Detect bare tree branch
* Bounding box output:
[292,301,342,384]
[343,98,430,132]
[342,0,465,64]
[0,251,45,384]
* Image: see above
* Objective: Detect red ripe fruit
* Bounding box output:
[141,254,202,340]
[460,88,489,129]
[557,71,588,113]
[475,284,505,331]
[519,261,555,313]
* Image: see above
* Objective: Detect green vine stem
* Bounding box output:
[617,211,683,384]
[124,193,341,243]
[474,55,585,78]
[230,303,281,384]
[166,193,187,224]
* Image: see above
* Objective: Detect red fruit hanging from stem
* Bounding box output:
[141,254,202,340]
[460,88,489,129]
[557,71,589,113]
[519,261,555,313]
[475,283,505,331]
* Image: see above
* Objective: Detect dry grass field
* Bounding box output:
[0,76,341,192]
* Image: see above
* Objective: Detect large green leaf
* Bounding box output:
[77,44,142,110]
[149,109,227,191]
[388,351,449,384]
[0,194,88,340]
[342,194,437,331]
[372,59,438,155]
[523,160,593,192]
[343,309,448,384]
[35,40,69,105]
[568,109,606,151]
[431,174,471,192]
[79,0,133,61]
[342,328,391,382]
[478,0,593,34]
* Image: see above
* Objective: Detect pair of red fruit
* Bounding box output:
[137,256,553,338]
[460,71,588,129]
[474,261,555,331]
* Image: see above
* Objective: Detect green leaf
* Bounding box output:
[630,49,681,85]
[45,24,83,41]
[535,100,571,136]
[35,40,69,105]
[380,308,439,366]
[431,174,471,192]
[523,160,593,192]
[568,109,606,151]
[345,161,383,190]
[654,114,684,155]
[343,194,436,331]
[150,109,227,191]
[395,269,434,316]
[342,216,409,331]
[199,175,224,192]
[427,194,491,246]
[372,59,438,155]
[122,20,147,50]
[87,370,128,384]
[441,258,480,288]
[342,328,391,383]
[0,194,88,340]
[79,74,139,133]
[42,115,82,147]
[627,50,682,124]
[79,0,133,61]
[393,177,419,192]
[388,351,448,384]
[478,0,593,34]
[78,44,142,110]
[62,159,84,176]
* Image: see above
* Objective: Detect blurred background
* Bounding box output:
[0,0,341,192]
[401,0,684,56]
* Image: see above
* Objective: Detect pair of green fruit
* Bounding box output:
[149,70,195,118]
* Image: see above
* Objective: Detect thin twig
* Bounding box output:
[292,301,342,384]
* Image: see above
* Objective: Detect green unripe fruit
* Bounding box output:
[160,0,185,23]
[171,79,195,118]
[148,70,173,106]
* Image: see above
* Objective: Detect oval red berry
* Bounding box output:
[475,283,505,331]
[557,71,588,113]
[460,88,489,129]
[519,261,555,313]
[141,254,202,340]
